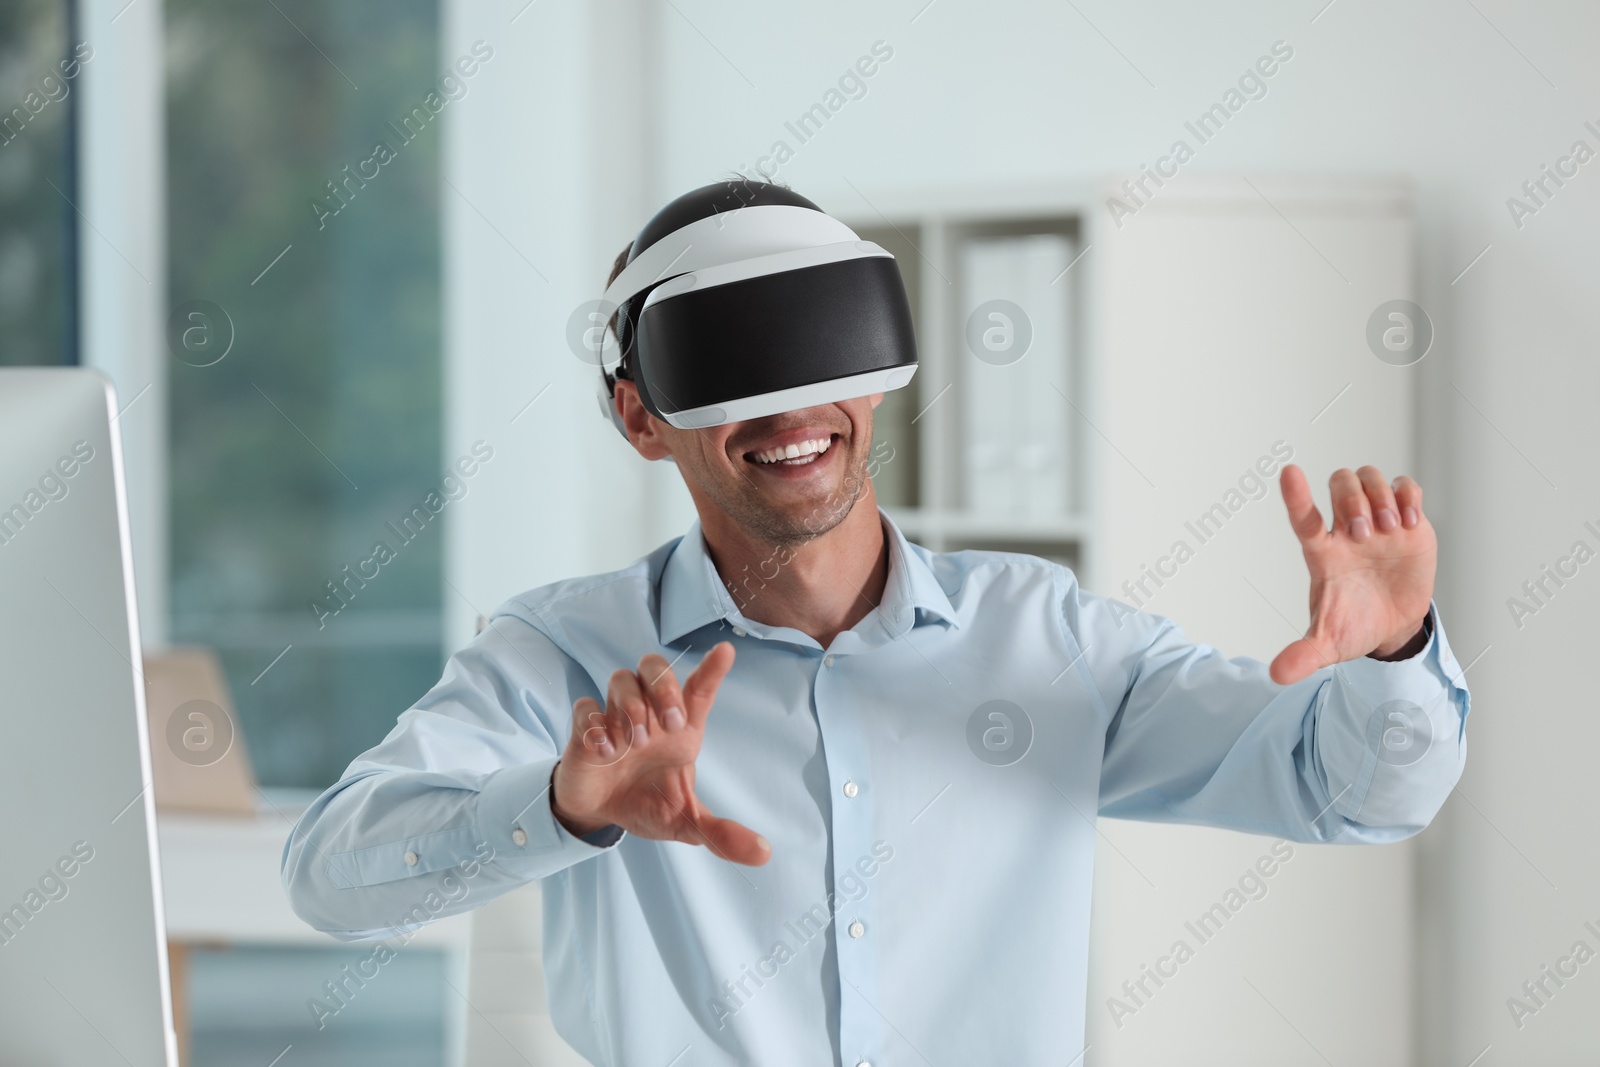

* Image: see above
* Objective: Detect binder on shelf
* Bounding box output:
[957,233,1076,519]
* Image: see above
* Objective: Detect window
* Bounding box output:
[0,0,78,367]
[165,0,444,789]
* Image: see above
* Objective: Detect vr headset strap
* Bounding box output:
[601,205,859,307]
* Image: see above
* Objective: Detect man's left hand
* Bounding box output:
[1270,464,1437,685]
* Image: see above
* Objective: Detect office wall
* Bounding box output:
[1089,180,1420,1066]
[448,1,1600,1061]
[441,0,693,646]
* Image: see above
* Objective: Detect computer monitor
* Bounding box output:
[0,368,178,1066]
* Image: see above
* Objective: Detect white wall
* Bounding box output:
[79,0,168,647]
[1090,178,1418,1066]
[442,0,693,647]
[449,1,1600,1061]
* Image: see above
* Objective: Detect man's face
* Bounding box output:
[614,382,882,547]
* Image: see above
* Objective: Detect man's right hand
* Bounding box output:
[549,641,771,866]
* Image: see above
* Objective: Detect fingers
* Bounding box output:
[1278,464,1326,543]
[1290,464,1427,544]
[1328,468,1372,542]
[1269,636,1331,686]
[576,643,733,765]
[1391,473,1423,528]
[685,809,771,867]
[571,695,620,761]
[637,653,688,732]
[682,642,736,730]
[606,667,650,749]
[1356,465,1399,533]
[1336,465,1423,540]
[644,776,769,866]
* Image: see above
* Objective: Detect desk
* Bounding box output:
[157,807,470,1065]
[158,809,471,948]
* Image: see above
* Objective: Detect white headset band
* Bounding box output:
[601,205,860,308]
[637,241,891,313]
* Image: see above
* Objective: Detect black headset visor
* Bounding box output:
[632,255,918,428]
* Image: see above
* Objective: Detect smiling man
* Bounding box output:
[283,179,1471,1067]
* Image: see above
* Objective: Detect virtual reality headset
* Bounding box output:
[596,181,918,436]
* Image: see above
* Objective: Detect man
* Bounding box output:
[283,179,1470,1066]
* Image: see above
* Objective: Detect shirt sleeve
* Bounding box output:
[1068,574,1472,843]
[280,611,624,942]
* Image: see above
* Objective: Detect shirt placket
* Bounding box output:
[813,643,882,1067]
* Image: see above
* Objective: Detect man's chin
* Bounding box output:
[743,480,862,543]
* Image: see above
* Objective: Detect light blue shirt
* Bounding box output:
[282,508,1470,1066]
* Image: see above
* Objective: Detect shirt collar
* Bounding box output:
[657,506,960,647]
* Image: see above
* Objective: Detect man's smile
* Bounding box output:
[739,430,843,478]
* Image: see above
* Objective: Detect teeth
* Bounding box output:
[751,436,832,465]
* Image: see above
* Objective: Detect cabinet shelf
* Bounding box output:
[836,184,1107,584]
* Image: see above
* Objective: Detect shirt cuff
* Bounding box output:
[1366,608,1435,661]
[1327,600,1465,727]
[475,757,624,879]
[1317,599,1471,824]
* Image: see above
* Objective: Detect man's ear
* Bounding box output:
[614,379,674,462]
[868,392,885,409]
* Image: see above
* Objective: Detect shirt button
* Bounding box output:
[823,654,836,668]
[403,850,419,867]
[732,626,747,637]
[857,1062,873,1067]
[842,780,859,798]
[848,921,865,939]
[511,828,528,847]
